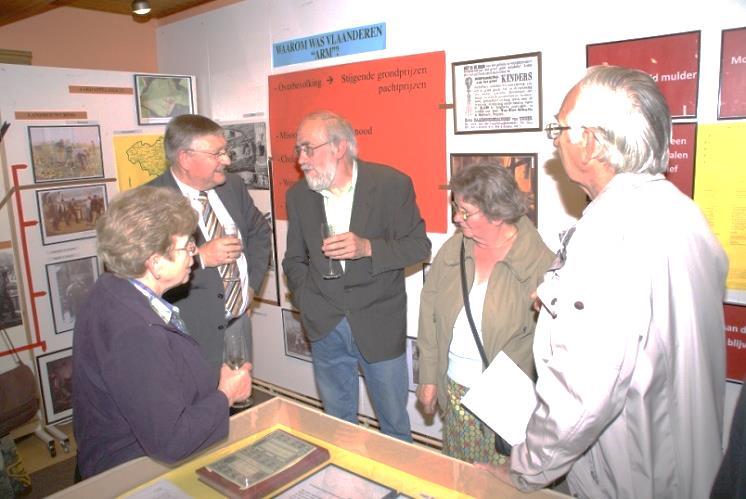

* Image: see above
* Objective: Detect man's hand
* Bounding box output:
[322,231,371,260]
[199,236,243,267]
[530,290,542,312]
[416,383,438,415]
[217,362,252,405]
[474,462,517,489]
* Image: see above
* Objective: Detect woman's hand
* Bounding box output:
[218,362,252,405]
[416,384,438,414]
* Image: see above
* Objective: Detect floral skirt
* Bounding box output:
[443,377,507,466]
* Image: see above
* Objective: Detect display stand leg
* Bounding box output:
[45,425,70,453]
[33,426,56,457]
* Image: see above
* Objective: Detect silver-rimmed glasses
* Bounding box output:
[451,201,481,222]
[186,148,229,159]
[173,238,198,256]
[294,141,330,158]
[544,122,572,140]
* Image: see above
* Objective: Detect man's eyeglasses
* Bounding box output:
[173,238,198,256]
[294,141,330,158]
[544,123,572,140]
[186,148,229,159]
[451,201,480,222]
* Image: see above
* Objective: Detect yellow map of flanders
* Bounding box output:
[113,134,167,192]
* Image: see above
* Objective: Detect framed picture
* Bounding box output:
[406,337,419,392]
[36,184,107,245]
[587,31,700,119]
[282,308,312,362]
[134,74,194,125]
[452,52,542,134]
[718,27,746,120]
[450,153,539,225]
[224,122,269,189]
[45,256,99,334]
[250,187,280,305]
[0,241,22,329]
[28,125,104,183]
[36,347,73,424]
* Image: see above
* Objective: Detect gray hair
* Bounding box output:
[300,111,358,158]
[97,186,198,278]
[449,164,528,224]
[164,114,224,165]
[569,65,671,175]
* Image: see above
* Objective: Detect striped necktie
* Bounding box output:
[198,191,244,319]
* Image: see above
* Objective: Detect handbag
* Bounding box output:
[0,328,39,436]
[459,240,513,456]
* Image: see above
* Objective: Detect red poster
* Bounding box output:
[666,123,697,198]
[269,51,447,233]
[587,31,700,118]
[718,27,746,119]
[726,303,746,382]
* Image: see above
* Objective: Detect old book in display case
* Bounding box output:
[196,429,329,498]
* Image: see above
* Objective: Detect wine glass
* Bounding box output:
[223,222,241,282]
[320,222,341,280]
[223,327,253,408]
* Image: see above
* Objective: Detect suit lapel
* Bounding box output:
[350,161,374,235]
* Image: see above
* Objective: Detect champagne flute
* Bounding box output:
[223,327,253,408]
[223,222,241,282]
[321,222,341,280]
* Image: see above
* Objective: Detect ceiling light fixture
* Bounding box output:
[131,0,152,15]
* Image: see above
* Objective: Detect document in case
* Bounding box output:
[460,351,537,446]
[196,429,330,498]
[273,463,397,498]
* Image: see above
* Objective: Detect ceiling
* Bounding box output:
[0,0,220,27]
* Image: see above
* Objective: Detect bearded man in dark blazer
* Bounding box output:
[283,111,431,441]
[148,114,271,383]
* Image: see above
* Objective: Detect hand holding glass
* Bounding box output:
[223,327,253,408]
[321,223,341,280]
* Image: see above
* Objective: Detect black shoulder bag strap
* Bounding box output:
[459,240,489,369]
[459,239,513,456]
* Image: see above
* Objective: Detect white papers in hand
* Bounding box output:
[460,351,537,446]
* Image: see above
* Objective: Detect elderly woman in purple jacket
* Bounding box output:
[72,186,251,478]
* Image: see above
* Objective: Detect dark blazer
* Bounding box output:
[283,160,431,363]
[72,273,229,478]
[147,170,271,375]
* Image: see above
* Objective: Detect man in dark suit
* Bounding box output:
[283,111,431,441]
[148,114,271,383]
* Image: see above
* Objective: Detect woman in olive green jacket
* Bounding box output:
[416,164,553,466]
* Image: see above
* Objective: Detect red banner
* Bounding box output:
[718,27,746,119]
[666,123,697,198]
[587,31,700,118]
[726,303,746,382]
[269,51,447,233]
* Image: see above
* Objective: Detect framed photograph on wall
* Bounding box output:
[452,52,542,134]
[586,31,700,119]
[718,27,746,120]
[450,153,538,225]
[36,347,73,424]
[282,308,312,362]
[45,256,99,334]
[249,182,280,306]
[36,184,107,245]
[0,241,22,329]
[28,124,104,183]
[134,74,194,125]
[224,122,269,189]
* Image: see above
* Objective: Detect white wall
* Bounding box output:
[156,0,746,440]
